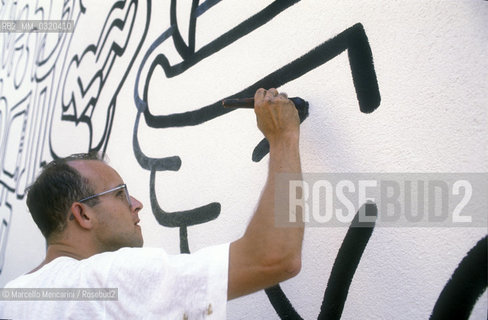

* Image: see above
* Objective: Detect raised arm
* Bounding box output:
[228,88,304,300]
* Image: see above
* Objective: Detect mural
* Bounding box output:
[132,1,486,319]
[0,0,486,319]
[0,0,149,272]
[134,0,380,253]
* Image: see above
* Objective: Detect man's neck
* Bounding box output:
[29,242,95,274]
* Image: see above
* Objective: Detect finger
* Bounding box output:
[264,88,278,104]
[267,88,278,97]
[254,88,267,104]
[255,88,266,98]
[278,92,288,100]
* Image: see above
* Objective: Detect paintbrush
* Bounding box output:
[222,97,309,121]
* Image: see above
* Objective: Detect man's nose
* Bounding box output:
[130,196,143,212]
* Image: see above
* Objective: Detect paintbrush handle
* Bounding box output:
[221,98,255,108]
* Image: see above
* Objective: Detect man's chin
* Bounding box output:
[134,227,144,247]
[113,237,144,250]
[131,232,144,248]
[134,239,144,248]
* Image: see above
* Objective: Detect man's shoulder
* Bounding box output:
[4,256,81,288]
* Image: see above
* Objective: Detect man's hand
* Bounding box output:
[254,88,300,144]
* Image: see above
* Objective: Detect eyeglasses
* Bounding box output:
[78,184,131,207]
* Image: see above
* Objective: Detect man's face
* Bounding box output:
[70,160,144,251]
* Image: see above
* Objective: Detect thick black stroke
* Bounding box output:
[265,202,378,320]
[318,203,378,319]
[430,235,487,320]
[141,23,380,128]
[148,167,220,253]
[249,21,380,162]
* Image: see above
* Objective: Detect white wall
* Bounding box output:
[0,1,486,319]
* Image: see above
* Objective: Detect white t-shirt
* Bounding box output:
[0,243,229,319]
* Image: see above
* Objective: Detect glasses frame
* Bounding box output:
[78,184,131,207]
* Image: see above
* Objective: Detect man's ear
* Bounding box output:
[69,202,94,230]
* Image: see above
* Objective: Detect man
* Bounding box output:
[0,88,304,319]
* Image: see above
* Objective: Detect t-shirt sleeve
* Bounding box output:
[92,243,229,319]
